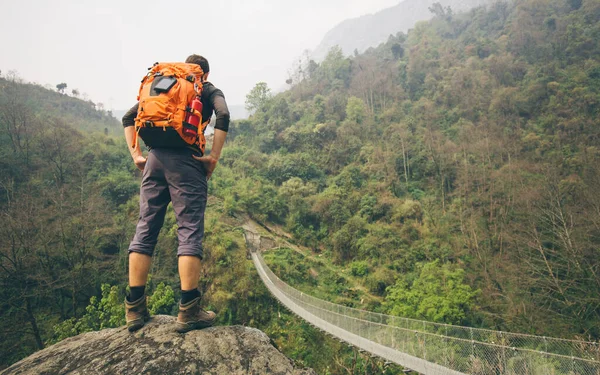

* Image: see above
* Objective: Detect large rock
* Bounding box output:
[3,315,316,375]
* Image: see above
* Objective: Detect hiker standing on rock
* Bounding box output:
[122,54,230,332]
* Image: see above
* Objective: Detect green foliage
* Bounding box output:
[148,282,176,315]
[99,169,140,206]
[264,152,324,184]
[51,284,125,343]
[358,194,377,220]
[384,261,479,325]
[345,96,367,123]
[349,261,369,277]
[0,76,126,366]
[4,0,600,370]
[365,268,397,296]
[332,216,368,262]
[56,82,67,93]
[319,46,351,91]
[245,82,272,114]
[51,282,177,344]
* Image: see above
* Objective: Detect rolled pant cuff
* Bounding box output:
[177,245,204,259]
[128,246,155,257]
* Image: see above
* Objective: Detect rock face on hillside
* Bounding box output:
[3,315,316,375]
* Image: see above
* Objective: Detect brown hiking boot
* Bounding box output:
[125,295,150,332]
[176,297,216,333]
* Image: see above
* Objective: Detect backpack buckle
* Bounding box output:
[145,121,154,127]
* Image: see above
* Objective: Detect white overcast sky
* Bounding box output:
[1,0,400,110]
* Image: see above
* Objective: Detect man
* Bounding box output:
[122,54,230,333]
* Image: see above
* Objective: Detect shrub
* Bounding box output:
[349,261,369,277]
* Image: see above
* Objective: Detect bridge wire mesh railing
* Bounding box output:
[254,252,600,375]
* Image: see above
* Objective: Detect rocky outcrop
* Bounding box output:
[3,315,316,375]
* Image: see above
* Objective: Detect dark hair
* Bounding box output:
[185,54,210,74]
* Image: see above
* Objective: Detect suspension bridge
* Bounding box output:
[244,226,600,375]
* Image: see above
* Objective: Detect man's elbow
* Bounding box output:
[122,113,135,128]
[122,104,139,128]
[122,116,132,128]
[215,116,230,132]
[217,109,230,123]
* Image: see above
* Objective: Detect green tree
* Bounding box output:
[245,82,271,114]
[332,216,368,263]
[391,43,404,59]
[56,82,67,94]
[319,46,351,91]
[148,282,176,315]
[428,2,453,20]
[51,283,177,343]
[345,96,367,123]
[385,260,479,325]
[51,284,125,343]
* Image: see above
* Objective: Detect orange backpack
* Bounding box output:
[133,62,209,153]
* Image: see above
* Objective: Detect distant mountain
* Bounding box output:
[312,0,496,61]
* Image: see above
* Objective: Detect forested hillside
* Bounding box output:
[222,0,600,340]
[0,75,385,373]
[1,0,599,373]
[311,0,494,61]
[0,74,133,365]
[0,75,121,135]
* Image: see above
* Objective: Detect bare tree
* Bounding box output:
[0,76,38,166]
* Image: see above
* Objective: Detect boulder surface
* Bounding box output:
[3,315,316,375]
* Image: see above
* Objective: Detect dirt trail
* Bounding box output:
[242,220,262,253]
[242,217,306,256]
[241,217,340,281]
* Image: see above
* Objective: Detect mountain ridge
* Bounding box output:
[0,75,120,134]
[312,0,499,61]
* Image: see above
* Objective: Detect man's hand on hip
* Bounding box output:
[133,155,147,171]
[192,154,218,180]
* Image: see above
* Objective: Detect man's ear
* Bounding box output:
[202,72,209,82]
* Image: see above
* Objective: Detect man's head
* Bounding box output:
[185,54,209,81]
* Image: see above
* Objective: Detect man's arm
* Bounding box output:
[123,103,146,171]
[193,89,230,179]
[195,129,226,180]
[210,129,227,160]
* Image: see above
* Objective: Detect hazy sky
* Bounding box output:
[1,0,400,110]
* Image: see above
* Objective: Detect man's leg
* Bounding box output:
[164,149,215,332]
[179,256,201,291]
[129,252,152,288]
[126,253,152,321]
[165,149,207,282]
[179,255,202,307]
[126,150,170,331]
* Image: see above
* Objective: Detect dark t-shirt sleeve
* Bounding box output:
[122,103,139,128]
[209,88,230,132]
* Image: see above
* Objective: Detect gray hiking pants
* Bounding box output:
[129,148,207,259]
